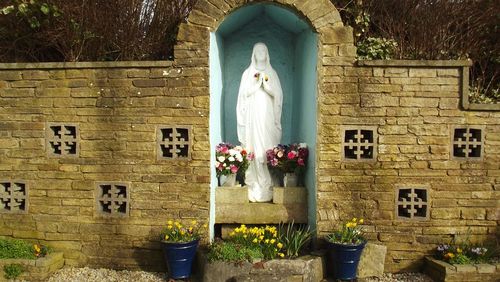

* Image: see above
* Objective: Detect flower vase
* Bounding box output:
[161,239,199,279]
[283,172,297,187]
[326,241,366,280]
[221,174,237,187]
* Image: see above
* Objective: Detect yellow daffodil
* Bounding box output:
[359,219,364,224]
[243,235,247,238]
[230,232,235,237]
[265,239,270,244]
[167,220,173,225]
[180,230,186,235]
[270,239,276,244]
[457,248,462,253]
[352,217,357,222]
[167,225,173,229]
[164,235,169,240]
[188,227,193,232]
[277,243,283,249]
[259,235,264,240]
[278,253,284,258]
[252,238,258,243]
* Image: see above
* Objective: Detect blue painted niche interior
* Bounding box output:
[209,3,318,230]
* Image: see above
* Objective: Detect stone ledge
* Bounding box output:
[215,202,307,224]
[273,187,307,204]
[0,61,173,70]
[356,60,472,67]
[424,256,500,282]
[0,252,64,281]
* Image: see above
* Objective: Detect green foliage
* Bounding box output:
[207,241,263,263]
[0,0,60,29]
[4,264,24,279]
[436,229,498,264]
[357,37,398,60]
[469,85,499,104]
[0,238,37,259]
[278,221,313,258]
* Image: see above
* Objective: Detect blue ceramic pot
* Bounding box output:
[161,239,199,279]
[327,241,366,280]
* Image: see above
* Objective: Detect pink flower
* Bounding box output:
[230,164,238,173]
[271,158,278,167]
[287,151,297,160]
[298,158,305,166]
[248,152,255,161]
[221,146,229,154]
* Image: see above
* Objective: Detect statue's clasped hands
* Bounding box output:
[253,72,272,96]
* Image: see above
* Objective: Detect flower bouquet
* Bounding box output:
[215,142,253,186]
[266,143,308,186]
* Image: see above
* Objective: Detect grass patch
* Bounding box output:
[4,264,24,279]
[0,238,37,259]
[207,241,263,263]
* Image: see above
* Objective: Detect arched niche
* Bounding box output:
[209,2,318,231]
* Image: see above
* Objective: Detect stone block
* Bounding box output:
[216,187,248,204]
[357,243,387,278]
[409,68,437,77]
[320,26,354,44]
[273,187,307,204]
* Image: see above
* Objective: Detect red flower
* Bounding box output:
[287,151,297,160]
[298,158,305,166]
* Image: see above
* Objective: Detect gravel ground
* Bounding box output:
[47,267,435,282]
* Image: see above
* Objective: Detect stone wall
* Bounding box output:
[315,60,500,272]
[0,0,498,274]
[0,61,210,270]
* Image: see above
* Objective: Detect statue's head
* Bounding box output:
[252,42,269,66]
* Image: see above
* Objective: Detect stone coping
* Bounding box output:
[357,60,472,67]
[0,61,173,69]
[215,202,307,224]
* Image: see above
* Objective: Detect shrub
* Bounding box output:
[4,264,23,279]
[0,0,197,62]
[207,240,263,263]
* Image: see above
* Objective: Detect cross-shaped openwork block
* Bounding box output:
[156,126,192,160]
[46,123,79,157]
[0,181,28,213]
[451,126,484,160]
[395,186,429,220]
[95,182,130,217]
[341,126,378,161]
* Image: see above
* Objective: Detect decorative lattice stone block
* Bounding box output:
[46,123,79,157]
[0,181,28,213]
[396,186,429,220]
[342,126,377,161]
[451,126,484,160]
[95,182,130,217]
[157,126,191,160]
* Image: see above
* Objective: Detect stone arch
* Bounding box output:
[172,0,357,239]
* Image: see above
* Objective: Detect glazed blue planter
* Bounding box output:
[327,241,366,280]
[161,239,199,279]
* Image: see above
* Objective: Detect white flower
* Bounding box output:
[228,157,235,162]
[217,156,225,162]
[228,149,237,156]
[234,146,242,151]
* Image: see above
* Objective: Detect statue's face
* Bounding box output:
[254,45,267,62]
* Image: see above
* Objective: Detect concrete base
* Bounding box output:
[216,186,249,204]
[273,187,307,204]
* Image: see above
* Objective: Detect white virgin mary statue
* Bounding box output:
[236,43,283,202]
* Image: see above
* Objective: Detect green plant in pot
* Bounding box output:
[325,218,366,280]
[160,220,206,280]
